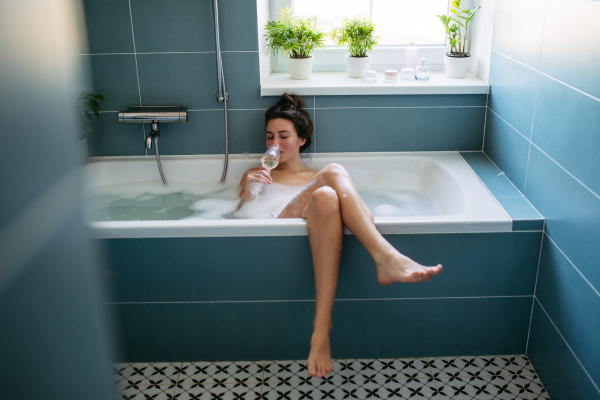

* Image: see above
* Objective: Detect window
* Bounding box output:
[269,0,451,72]
[293,0,448,46]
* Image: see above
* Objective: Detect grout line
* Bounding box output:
[315,106,486,110]
[535,297,600,395]
[481,92,489,151]
[544,232,600,299]
[526,226,545,354]
[260,360,264,397]
[73,52,135,56]
[529,141,600,201]
[137,51,215,54]
[221,50,260,53]
[172,362,183,396]
[491,49,600,104]
[127,0,142,108]
[481,151,545,219]
[523,70,541,195]
[487,107,531,143]
[107,295,533,305]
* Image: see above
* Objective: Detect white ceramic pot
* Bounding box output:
[287,57,313,80]
[444,53,471,79]
[346,54,372,79]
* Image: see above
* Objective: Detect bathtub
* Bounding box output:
[85,151,511,238]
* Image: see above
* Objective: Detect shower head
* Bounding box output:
[117,106,188,124]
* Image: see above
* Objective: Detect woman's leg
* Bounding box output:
[302,187,343,378]
[279,164,443,284]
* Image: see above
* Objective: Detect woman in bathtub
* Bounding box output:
[237,93,443,379]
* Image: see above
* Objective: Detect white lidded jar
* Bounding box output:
[404,42,419,70]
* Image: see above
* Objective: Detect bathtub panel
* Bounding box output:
[111,297,531,362]
[315,108,485,153]
[337,232,541,299]
[103,232,540,303]
[105,236,316,303]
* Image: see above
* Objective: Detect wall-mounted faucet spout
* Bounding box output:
[145,121,160,150]
[118,106,188,186]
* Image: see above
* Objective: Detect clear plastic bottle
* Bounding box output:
[415,58,430,81]
[404,42,419,70]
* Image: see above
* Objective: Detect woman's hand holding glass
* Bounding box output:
[248,145,280,196]
[247,167,273,196]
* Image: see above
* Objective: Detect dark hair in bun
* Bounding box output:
[265,93,313,152]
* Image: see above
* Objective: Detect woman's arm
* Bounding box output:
[237,166,273,210]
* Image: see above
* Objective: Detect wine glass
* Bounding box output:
[249,144,280,196]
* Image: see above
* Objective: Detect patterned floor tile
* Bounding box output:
[437,375,530,400]
[174,383,262,400]
[112,355,551,400]
[178,362,265,385]
[346,358,432,381]
[117,384,175,400]
[429,356,529,380]
[262,380,347,400]
[517,373,550,400]
[263,360,347,383]
[348,377,439,399]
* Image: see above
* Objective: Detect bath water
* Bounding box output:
[86,169,443,221]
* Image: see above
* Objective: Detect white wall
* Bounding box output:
[468,0,495,82]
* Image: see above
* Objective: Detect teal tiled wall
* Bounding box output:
[486,1,600,398]
[81,0,486,157]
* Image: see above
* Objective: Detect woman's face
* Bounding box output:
[265,118,306,164]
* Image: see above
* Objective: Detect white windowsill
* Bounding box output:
[260,71,490,96]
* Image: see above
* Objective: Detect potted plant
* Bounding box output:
[78,91,106,158]
[437,0,481,79]
[265,7,326,80]
[330,16,380,79]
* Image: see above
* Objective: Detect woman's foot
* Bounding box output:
[307,329,332,378]
[374,247,443,285]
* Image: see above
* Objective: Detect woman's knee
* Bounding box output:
[305,186,340,218]
[321,163,350,180]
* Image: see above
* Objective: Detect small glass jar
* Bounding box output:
[415,58,431,81]
[362,70,377,83]
[384,70,398,83]
[401,68,415,81]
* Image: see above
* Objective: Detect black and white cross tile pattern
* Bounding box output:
[113,355,550,400]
